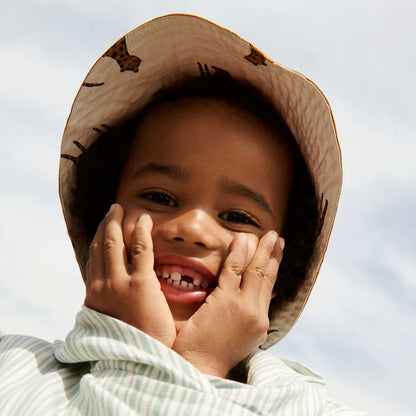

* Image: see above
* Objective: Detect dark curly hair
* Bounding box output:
[70,76,318,307]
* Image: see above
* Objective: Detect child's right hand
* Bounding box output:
[84,204,177,348]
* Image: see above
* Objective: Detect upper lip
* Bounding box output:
[154,254,217,283]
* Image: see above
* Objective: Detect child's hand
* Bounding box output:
[172,231,283,378]
[84,204,177,348]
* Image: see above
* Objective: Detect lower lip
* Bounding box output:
[158,277,213,304]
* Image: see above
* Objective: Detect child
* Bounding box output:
[0,14,365,415]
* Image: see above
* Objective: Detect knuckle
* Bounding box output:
[244,308,261,325]
[128,276,146,290]
[259,331,268,344]
[104,238,117,252]
[131,239,147,256]
[224,263,244,276]
[262,271,277,289]
[89,242,99,256]
[258,316,270,334]
[88,281,104,299]
[248,265,266,280]
[243,310,269,333]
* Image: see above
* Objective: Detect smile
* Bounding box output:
[155,265,213,290]
[154,255,217,304]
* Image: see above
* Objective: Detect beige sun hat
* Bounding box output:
[59,13,342,349]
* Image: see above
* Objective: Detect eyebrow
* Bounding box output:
[131,163,273,215]
[219,178,273,215]
[131,162,191,182]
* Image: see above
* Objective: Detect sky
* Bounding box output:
[0,1,415,415]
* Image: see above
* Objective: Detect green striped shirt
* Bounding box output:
[0,307,365,415]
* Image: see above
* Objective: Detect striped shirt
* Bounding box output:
[0,306,365,415]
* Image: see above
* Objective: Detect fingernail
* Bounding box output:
[279,238,285,250]
[106,203,116,217]
[138,213,150,223]
[270,231,278,243]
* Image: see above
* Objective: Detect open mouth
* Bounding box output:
[153,256,217,304]
[154,264,216,291]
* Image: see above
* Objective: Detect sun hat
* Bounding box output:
[59,13,342,349]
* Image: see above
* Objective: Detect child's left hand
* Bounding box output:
[172,231,283,378]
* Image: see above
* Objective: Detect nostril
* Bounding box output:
[172,236,205,247]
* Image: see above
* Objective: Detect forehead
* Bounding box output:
[129,97,291,164]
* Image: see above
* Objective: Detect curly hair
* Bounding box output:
[69,76,318,307]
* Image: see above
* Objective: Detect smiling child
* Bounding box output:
[0,14,365,415]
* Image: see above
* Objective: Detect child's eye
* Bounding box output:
[219,210,258,227]
[139,191,177,207]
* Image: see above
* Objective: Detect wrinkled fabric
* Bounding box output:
[0,307,365,415]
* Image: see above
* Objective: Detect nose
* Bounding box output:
[155,209,225,250]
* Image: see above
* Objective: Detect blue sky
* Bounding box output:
[1,1,415,415]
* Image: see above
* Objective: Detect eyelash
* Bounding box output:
[139,191,259,227]
[219,210,258,227]
[139,190,177,207]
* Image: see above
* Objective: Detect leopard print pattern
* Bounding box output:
[244,44,270,66]
[103,37,142,73]
[61,125,111,165]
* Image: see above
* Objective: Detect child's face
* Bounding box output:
[116,97,293,330]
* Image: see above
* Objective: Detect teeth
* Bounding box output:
[171,272,181,281]
[155,269,212,290]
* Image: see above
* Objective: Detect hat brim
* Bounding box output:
[59,13,342,348]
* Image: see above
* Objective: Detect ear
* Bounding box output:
[271,288,278,299]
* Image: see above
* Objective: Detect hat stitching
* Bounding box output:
[103,37,142,73]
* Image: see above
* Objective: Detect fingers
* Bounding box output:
[86,218,106,291]
[87,203,127,291]
[258,237,284,316]
[104,204,127,278]
[240,231,283,307]
[130,213,155,279]
[217,233,247,292]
